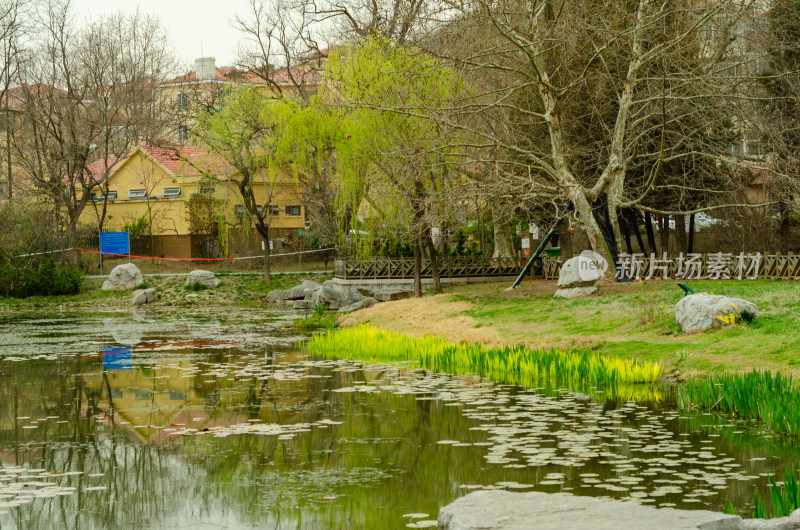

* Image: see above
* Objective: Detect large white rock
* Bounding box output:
[437,490,785,530]
[557,255,600,288]
[676,292,759,332]
[554,256,599,298]
[102,263,143,290]
[185,270,221,289]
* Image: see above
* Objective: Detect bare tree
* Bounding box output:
[12,0,177,246]
[412,0,786,270]
[0,0,31,199]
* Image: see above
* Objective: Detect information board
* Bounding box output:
[100,231,130,255]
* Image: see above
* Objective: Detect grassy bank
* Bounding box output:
[308,324,663,386]
[340,278,800,376]
[0,272,332,311]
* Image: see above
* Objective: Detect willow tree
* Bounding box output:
[192,86,312,282]
[325,38,466,296]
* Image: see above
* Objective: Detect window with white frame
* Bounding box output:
[162,187,181,197]
[177,93,188,111]
[269,205,282,215]
[128,189,147,199]
[178,125,189,142]
[98,190,118,200]
[285,205,301,216]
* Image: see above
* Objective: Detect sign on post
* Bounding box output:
[99,231,130,275]
[100,231,130,255]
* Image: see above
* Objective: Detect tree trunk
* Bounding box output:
[262,238,271,283]
[619,214,633,254]
[643,211,657,255]
[571,190,614,277]
[626,210,647,254]
[491,203,515,258]
[659,216,670,254]
[675,214,687,254]
[412,234,422,297]
[688,214,696,254]
[426,233,441,293]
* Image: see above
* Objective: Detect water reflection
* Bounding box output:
[0,311,797,528]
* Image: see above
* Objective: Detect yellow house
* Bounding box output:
[80,144,306,258]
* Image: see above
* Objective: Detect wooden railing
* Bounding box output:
[336,253,800,281]
[541,253,800,281]
[335,257,526,280]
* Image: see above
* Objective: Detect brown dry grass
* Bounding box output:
[338,295,504,346]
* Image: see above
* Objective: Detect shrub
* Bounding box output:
[0,258,83,298]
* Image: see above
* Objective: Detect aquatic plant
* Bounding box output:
[677,371,800,435]
[306,324,663,386]
[751,466,800,519]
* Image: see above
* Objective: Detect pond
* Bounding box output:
[0,310,796,528]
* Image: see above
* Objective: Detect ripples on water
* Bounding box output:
[0,310,795,528]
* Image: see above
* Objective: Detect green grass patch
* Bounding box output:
[307,324,663,387]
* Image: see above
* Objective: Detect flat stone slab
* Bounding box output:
[438,491,800,530]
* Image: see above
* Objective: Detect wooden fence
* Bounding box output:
[336,253,800,281]
[542,253,800,281]
[335,257,526,280]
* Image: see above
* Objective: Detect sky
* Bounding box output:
[72,0,252,70]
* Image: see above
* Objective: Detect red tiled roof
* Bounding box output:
[85,158,122,179]
[3,84,67,109]
[140,145,235,177]
[164,66,263,85]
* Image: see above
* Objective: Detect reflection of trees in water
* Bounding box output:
[7,351,800,528]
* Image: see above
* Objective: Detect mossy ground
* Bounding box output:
[340,278,800,377]
[0,272,333,311]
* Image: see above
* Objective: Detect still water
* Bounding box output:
[0,309,797,529]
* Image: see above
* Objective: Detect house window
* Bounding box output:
[177,93,188,111]
[97,190,118,200]
[178,125,189,142]
[235,205,247,215]
[162,187,181,197]
[199,186,216,195]
[269,206,282,215]
[128,189,147,199]
[285,205,301,216]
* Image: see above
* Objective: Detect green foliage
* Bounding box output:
[185,282,209,292]
[677,371,800,435]
[324,37,468,256]
[0,258,84,298]
[122,215,150,238]
[307,324,663,386]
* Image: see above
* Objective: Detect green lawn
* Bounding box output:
[445,279,800,375]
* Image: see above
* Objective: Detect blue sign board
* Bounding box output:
[103,346,132,371]
[100,231,130,255]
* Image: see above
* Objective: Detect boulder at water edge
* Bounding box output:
[266,279,321,302]
[675,292,759,332]
[185,270,221,289]
[132,287,158,306]
[102,263,143,290]
[554,256,598,299]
